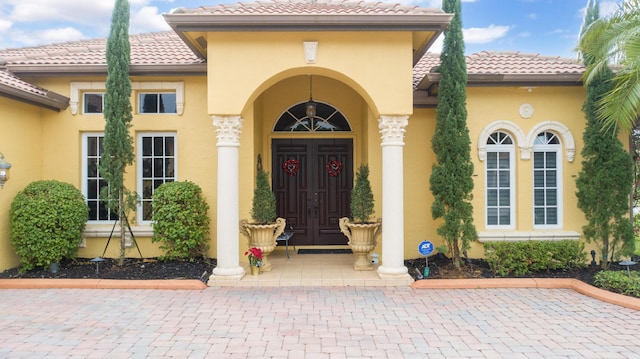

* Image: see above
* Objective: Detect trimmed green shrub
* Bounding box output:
[152,181,210,260]
[9,180,88,272]
[351,163,374,223]
[484,240,586,276]
[251,159,277,224]
[594,271,640,298]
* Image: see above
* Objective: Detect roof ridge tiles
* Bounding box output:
[174,0,439,15]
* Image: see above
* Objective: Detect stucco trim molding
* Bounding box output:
[526,121,575,162]
[303,41,318,64]
[70,81,185,115]
[378,115,409,146]
[477,120,527,161]
[212,115,243,147]
[478,231,581,242]
[83,225,154,248]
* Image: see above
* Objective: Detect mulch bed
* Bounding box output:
[0,255,637,289]
[404,254,637,287]
[0,257,215,281]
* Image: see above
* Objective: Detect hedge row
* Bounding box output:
[484,240,586,276]
[594,271,640,298]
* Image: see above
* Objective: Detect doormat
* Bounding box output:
[297,249,353,254]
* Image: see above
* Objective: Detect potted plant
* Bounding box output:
[240,155,286,272]
[339,163,381,270]
[245,247,263,275]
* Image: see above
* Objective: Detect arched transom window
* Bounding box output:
[274,102,351,132]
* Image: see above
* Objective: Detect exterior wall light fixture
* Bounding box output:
[0,152,11,189]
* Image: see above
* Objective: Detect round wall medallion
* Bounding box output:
[519,103,534,119]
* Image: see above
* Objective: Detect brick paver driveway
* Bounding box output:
[1,287,639,358]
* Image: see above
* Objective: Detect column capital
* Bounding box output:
[378,115,409,146]
[212,115,243,147]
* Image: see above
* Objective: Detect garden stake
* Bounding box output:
[423,256,430,277]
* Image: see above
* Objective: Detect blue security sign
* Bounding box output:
[418,240,434,256]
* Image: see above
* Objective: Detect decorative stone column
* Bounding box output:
[210,115,245,281]
[377,115,411,281]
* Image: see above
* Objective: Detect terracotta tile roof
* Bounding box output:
[0,31,203,66]
[465,51,584,74]
[172,0,441,15]
[413,51,586,89]
[0,68,69,110]
[0,68,49,96]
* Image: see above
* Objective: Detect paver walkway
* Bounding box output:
[0,286,638,358]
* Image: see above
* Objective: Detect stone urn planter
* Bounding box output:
[241,217,286,272]
[339,217,381,271]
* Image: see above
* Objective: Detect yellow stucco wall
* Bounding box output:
[403,108,438,258]
[0,97,45,271]
[467,86,586,230]
[206,31,414,117]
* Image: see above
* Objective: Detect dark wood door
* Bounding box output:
[272,139,353,245]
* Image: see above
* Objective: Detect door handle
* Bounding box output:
[314,192,319,218]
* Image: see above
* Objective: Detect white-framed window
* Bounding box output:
[533,131,562,228]
[138,93,177,114]
[81,133,117,223]
[137,133,177,223]
[83,92,104,114]
[485,131,515,228]
[70,81,184,115]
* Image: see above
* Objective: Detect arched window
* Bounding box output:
[274,102,351,132]
[486,131,515,228]
[533,131,562,227]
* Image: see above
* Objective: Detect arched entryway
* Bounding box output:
[271,101,353,246]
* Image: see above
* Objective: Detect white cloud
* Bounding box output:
[130,6,171,34]
[36,27,85,44]
[130,0,153,6]
[463,24,510,44]
[0,19,12,32]
[0,0,173,48]
[7,0,113,25]
[430,33,444,53]
[8,26,84,47]
[578,1,624,20]
[600,1,621,17]
[417,0,442,8]
[417,0,476,9]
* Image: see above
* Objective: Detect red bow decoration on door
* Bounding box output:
[326,160,343,177]
[282,159,300,176]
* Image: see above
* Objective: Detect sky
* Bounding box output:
[0,0,625,57]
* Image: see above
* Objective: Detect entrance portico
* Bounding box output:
[162,1,451,285]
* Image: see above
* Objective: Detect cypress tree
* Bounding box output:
[350,164,375,223]
[251,159,277,224]
[100,0,135,265]
[429,0,477,269]
[576,0,635,269]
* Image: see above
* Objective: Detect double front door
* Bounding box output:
[272,139,353,245]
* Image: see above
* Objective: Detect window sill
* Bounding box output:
[478,231,580,242]
[83,224,153,238]
[82,224,153,248]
